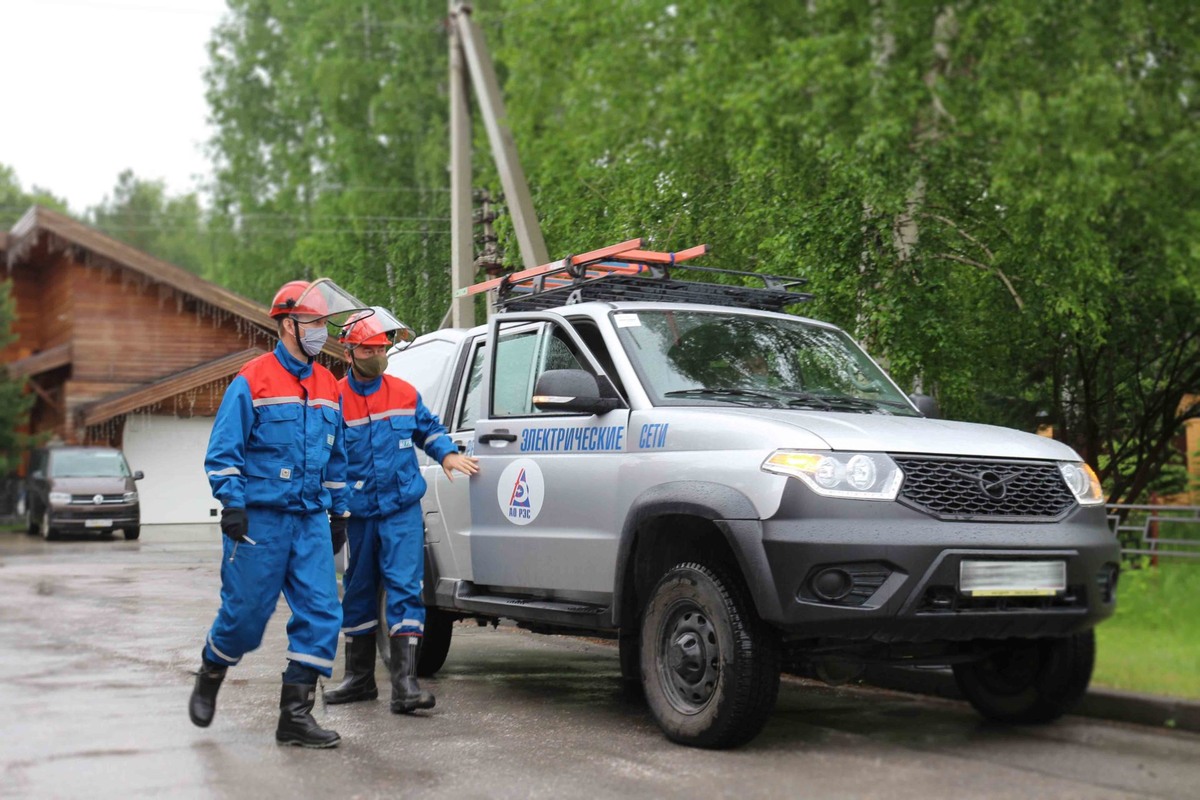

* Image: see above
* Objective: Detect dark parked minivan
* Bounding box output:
[24,446,143,540]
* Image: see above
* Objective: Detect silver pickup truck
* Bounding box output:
[384,271,1119,749]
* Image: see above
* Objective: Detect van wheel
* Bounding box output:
[123,527,141,541]
[40,510,58,541]
[640,562,780,749]
[417,608,454,677]
[953,630,1095,724]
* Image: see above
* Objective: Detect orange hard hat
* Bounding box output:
[339,306,414,349]
[269,280,329,319]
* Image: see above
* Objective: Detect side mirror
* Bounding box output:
[909,392,940,419]
[532,369,621,415]
[133,471,145,481]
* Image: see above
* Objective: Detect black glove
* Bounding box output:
[220,508,248,543]
[329,513,349,555]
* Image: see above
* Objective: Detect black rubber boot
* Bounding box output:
[389,636,435,714]
[324,635,379,705]
[188,662,226,728]
[275,680,341,748]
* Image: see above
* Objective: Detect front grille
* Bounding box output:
[893,457,1076,521]
[69,494,125,505]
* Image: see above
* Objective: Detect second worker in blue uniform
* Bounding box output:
[326,307,479,712]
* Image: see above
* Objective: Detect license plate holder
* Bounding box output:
[84,519,113,529]
[959,560,1066,597]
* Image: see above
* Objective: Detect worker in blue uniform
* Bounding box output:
[188,278,367,748]
[324,307,479,713]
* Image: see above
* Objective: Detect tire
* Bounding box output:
[618,632,641,683]
[952,630,1095,724]
[123,526,141,541]
[373,589,453,675]
[640,561,780,749]
[40,510,58,541]
[417,608,454,677]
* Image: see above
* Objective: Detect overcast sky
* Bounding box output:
[1,0,229,214]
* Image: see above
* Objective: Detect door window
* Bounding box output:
[490,322,589,418]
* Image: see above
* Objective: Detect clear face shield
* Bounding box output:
[291,278,375,327]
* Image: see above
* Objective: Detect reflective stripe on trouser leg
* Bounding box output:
[281,510,342,676]
[379,503,426,636]
[205,507,291,667]
[340,516,382,634]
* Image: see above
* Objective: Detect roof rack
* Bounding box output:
[455,238,813,313]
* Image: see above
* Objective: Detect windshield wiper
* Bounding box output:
[664,387,783,406]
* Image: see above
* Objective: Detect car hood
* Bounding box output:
[51,477,131,494]
[730,410,1082,461]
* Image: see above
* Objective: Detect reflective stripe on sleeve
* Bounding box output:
[208,467,241,477]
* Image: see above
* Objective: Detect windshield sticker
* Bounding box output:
[614,313,641,328]
[496,458,544,525]
[638,422,670,449]
[520,425,625,452]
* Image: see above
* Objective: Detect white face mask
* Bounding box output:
[295,323,328,357]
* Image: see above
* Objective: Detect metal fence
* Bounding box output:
[1107,503,1200,561]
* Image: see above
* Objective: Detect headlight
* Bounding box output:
[1058,461,1104,505]
[48,492,71,505]
[762,450,904,500]
[123,491,138,503]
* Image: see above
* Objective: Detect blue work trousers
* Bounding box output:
[340,503,426,640]
[203,508,341,676]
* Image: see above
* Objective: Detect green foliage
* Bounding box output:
[0,163,68,228]
[197,0,1199,500]
[1095,561,1200,699]
[88,170,214,275]
[0,279,33,473]
[204,0,452,329]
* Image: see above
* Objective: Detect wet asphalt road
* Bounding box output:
[2,527,1199,800]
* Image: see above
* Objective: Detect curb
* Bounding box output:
[862,665,1200,734]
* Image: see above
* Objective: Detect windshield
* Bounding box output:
[50,450,132,478]
[613,310,918,415]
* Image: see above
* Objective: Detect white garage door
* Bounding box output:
[122,414,220,525]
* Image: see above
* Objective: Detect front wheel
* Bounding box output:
[40,510,58,541]
[123,526,141,541]
[952,630,1095,724]
[640,562,780,749]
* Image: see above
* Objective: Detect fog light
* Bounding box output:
[812,568,854,601]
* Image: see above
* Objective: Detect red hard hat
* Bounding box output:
[339,306,413,348]
[269,280,328,319]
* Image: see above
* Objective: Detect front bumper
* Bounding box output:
[49,505,139,534]
[747,484,1120,643]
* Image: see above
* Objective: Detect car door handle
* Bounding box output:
[478,432,517,444]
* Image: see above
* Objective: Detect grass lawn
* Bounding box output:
[1093,560,1200,700]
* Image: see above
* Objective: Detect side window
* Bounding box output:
[490,321,589,418]
[455,342,488,432]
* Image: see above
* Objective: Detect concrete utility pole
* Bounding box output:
[448,1,475,328]
[446,1,550,327]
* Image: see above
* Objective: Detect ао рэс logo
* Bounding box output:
[496,458,544,526]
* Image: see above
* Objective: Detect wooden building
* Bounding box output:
[1,206,342,525]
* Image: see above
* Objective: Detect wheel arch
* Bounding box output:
[613,482,781,632]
